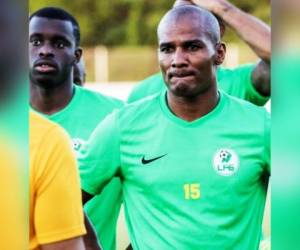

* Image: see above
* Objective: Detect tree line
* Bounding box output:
[30,0,270,46]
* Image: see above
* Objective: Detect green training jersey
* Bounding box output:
[79,90,270,250]
[127,64,269,106]
[37,85,124,250]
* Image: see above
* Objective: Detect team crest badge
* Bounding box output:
[72,138,85,152]
[213,148,239,176]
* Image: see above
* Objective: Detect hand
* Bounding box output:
[173,0,193,8]
[191,0,228,13]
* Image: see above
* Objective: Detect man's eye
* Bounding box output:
[55,41,66,49]
[31,39,41,46]
[160,47,173,53]
[188,45,200,51]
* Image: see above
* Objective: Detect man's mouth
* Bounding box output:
[169,71,195,80]
[34,61,58,73]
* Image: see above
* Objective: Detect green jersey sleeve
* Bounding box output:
[79,111,121,195]
[218,64,270,106]
[243,63,270,106]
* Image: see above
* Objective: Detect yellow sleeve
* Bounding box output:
[0,142,27,250]
[34,124,86,245]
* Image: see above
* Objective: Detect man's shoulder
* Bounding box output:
[30,111,71,158]
[30,111,63,137]
[128,72,165,102]
[139,72,164,85]
[223,91,269,119]
[217,64,255,81]
[218,64,255,74]
[118,93,161,121]
[75,85,124,108]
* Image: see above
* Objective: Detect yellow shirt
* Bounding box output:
[0,137,27,250]
[30,111,86,250]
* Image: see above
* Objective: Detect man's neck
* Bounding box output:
[167,86,219,122]
[30,82,74,115]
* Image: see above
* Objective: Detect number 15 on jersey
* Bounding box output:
[183,183,201,200]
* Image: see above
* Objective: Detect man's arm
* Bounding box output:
[41,237,85,250]
[32,120,87,249]
[78,112,122,250]
[83,213,102,250]
[81,191,102,250]
[251,60,270,97]
[82,190,94,205]
[190,0,271,96]
[191,0,270,61]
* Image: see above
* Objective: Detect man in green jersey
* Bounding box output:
[29,7,123,250]
[80,5,270,250]
[127,0,271,106]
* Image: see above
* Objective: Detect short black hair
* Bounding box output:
[158,5,221,44]
[29,7,80,46]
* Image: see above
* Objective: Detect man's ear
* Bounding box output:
[214,42,226,65]
[74,47,83,64]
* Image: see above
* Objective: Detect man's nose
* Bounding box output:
[39,43,54,58]
[171,48,188,68]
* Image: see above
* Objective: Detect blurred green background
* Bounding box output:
[30,0,270,46]
[30,0,270,82]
